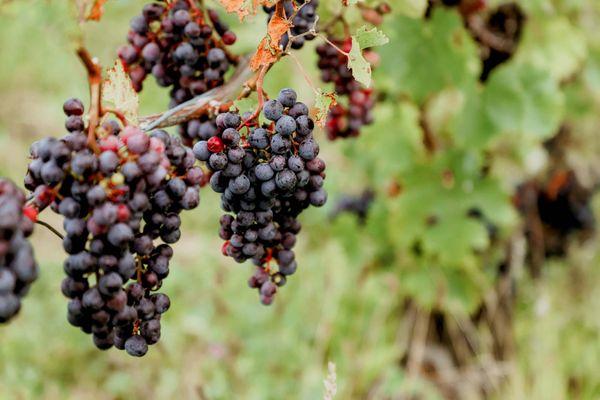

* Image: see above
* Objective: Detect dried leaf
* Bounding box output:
[103,60,139,123]
[250,12,291,71]
[74,0,107,23]
[218,0,274,21]
[86,0,107,21]
[314,89,337,128]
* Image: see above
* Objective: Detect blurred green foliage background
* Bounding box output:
[0,0,599,399]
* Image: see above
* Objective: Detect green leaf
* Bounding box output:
[356,26,389,49]
[353,101,426,185]
[377,8,480,104]
[387,149,516,267]
[452,82,499,149]
[515,17,587,82]
[444,268,485,314]
[393,0,428,18]
[400,265,439,309]
[422,215,489,265]
[583,47,600,102]
[484,63,564,140]
[348,37,372,87]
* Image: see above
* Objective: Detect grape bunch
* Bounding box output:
[24,98,202,356]
[118,0,236,143]
[477,2,525,81]
[192,88,327,304]
[263,0,319,50]
[316,38,376,140]
[329,189,375,225]
[516,171,595,258]
[0,179,37,323]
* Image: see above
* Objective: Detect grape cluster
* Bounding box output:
[516,171,595,258]
[118,1,236,143]
[329,189,375,225]
[193,88,327,304]
[426,1,524,81]
[0,179,37,323]
[317,38,375,140]
[477,2,525,81]
[24,98,202,356]
[263,0,319,50]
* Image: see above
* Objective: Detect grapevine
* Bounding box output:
[2,1,598,398]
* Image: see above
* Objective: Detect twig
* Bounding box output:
[76,47,102,154]
[407,305,430,378]
[35,220,64,240]
[317,33,349,56]
[419,103,437,154]
[466,15,515,53]
[240,64,268,126]
[101,107,129,126]
[287,51,319,95]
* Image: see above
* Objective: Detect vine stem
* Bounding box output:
[76,47,102,154]
[101,107,129,126]
[287,51,319,95]
[240,64,269,127]
[419,103,437,154]
[317,33,349,56]
[35,220,64,240]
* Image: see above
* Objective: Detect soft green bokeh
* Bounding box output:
[0,1,599,399]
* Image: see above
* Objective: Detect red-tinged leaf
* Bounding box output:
[250,12,291,71]
[218,0,250,20]
[218,0,275,21]
[86,0,107,21]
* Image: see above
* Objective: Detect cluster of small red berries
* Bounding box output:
[317,38,376,140]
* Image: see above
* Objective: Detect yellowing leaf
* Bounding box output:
[314,90,337,128]
[103,60,139,123]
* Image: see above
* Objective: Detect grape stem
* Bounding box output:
[76,47,102,154]
[240,64,269,127]
[419,104,437,154]
[286,51,319,95]
[35,220,64,240]
[102,107,129,127]
[317,34,349,57]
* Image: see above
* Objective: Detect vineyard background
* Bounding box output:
[0,0,599,399]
